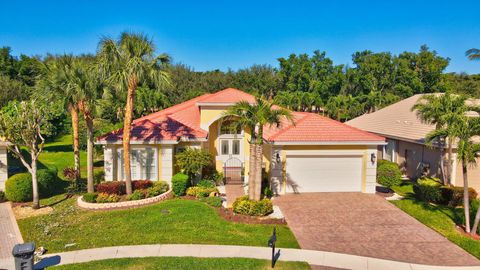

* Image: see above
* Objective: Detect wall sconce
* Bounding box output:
[276,152,281,163]
[371,153,376,164]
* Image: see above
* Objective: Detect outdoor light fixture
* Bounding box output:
[276,152,281,163]
[371,153,376,164]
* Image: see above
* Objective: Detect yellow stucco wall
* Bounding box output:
[200,107,227,128]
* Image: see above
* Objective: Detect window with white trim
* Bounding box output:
[383,139,396,162]
[118,147,158,180]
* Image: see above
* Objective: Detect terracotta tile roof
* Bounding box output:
[98,88,384,144]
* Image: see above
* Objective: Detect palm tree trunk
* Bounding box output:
[472,207,480,235]
[70,105,81,183]
[248,143,256,200]
[123,77,137,195]
[439,148,446,185]
[85,114,95,193]
[447,138,453,184]
[462,160,471,233]
[254,143,263,201]
[31,154,40,209]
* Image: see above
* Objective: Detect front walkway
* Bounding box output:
[0,202,23,259]
[1,244,479,270]
[274,193,480,266]
[224,184,244,207]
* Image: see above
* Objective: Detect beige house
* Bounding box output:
[0,141,8,190]
[346,94,480,192]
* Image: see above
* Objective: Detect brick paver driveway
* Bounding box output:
[274,193,480,266]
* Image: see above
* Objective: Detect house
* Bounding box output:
[346,94,480,192]
[0,140,8,190]
[97,88,385,195]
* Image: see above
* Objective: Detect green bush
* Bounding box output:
[6,169,65,202]
[127,190,146,201]
[200,196,223,207]
[377,160,402,188]
[197,179,216,188]
[440,186,478,207]
[232,195,273,216]
[186,186,218,198]
[146,181,169,197]
[0,190,6,202]
[82,192,98,203]
[94,170,105,185]
[95,193,120,203]
[414,177,443,203]
[172,173,189,196]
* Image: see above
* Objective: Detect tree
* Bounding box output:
[98,32,171,195]
[224,98,294,200]
[466,48,480,60]
[175,148,212,185]
[413,93,475,185]
[0,75,30,108]
[0,100,52,209]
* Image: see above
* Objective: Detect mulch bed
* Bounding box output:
[456,225,480,240]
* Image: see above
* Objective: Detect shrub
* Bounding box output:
[146,181,169,197]
[202,167,224,185]
[263,187,273,198]
[172,173,189,196]
[175,148,213,184]
[96,181,126,195]
[197,179,216,188]
[94,170,105,184]
[200,196,223,207]
[377,160,402,188]
[440,186,478,207]
[132,180,153,190]
[127,189,146,201]
[414,177,443,203]
[83,192,98,203]
[0,191,6,202]
[232,195,273,216]
[62,167,79,181]
[95,193,120,203]
[186,186,218,198]
[5,169,64,202]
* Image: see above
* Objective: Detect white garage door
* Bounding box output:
[286,155,363,193]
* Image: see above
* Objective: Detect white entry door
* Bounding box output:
[286,155,363,193]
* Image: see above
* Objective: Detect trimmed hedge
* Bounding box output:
[414,177,442,203]
[83,192,98,203]
[186,186,218,198]
[440,186,478,207]
[95,180,154,195]
[377,160,402,188]
[5,169,65,202]
[172,173,189,196]
[232,195,273,216]
[95,193,120,203]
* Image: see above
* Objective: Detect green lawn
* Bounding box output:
[390,181,480,259]
[18,195,299,253]
[50,257,310,270]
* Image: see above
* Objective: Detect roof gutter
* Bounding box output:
[95,137,208,145]
[271,141,387,146]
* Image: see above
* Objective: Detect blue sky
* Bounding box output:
[1,0,479,73]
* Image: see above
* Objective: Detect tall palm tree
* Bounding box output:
[224,98,294,200]
[413,93,475,185]
[44,55,83,183]
[466,49,480,60]
[97,32,171,195]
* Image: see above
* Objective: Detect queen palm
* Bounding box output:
[98,32,170,195]
[224,98,294,200]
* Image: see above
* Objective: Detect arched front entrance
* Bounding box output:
[223,157,243,184]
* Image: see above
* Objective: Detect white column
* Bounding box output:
[364,146,378,193]
[104,146,115,181]
[161,145,174,184]
[270,146,283,195]
[0,146,7,190]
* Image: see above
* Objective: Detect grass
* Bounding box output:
[18,195,299,253]
[50,257,310,270]
[390,179,414,196]
[390,181,480,259]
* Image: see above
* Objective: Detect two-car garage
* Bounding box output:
[285,154,364,193]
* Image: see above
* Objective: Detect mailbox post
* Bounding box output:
[268,227,277,268]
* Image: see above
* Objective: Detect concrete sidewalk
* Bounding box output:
[1,244,480,270]
[0,202,23,259]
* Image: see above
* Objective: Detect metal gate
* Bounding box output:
[224,157,243,184]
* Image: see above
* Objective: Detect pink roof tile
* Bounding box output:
[98,88,383,144]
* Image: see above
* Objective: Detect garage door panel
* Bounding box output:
[286,155,362,193]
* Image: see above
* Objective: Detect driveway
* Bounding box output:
[274,193,480,266]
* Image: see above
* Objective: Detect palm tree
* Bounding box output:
[466,49,480,60]
[413,93,475,185]
[224,98,294,200]
[97,32,170,195]
[44,55,83,183]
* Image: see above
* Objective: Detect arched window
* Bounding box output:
[220,120,242,135]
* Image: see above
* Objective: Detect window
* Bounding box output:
[220,120,241,135]
[221,140,229,155]
[232,140,240,155]
[118,148,157,180]
[383,139,396,162]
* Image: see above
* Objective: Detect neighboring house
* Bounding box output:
[98,88,384,195]
[346,94,480,192]
[0,140,7,190]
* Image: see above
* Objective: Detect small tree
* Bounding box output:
[175,148,212,185]
[0,100,52,209]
